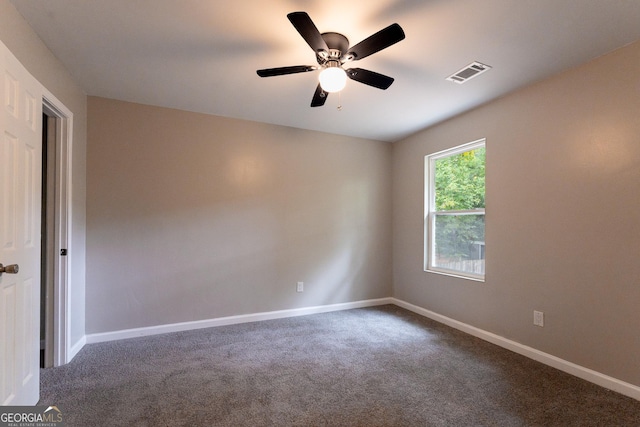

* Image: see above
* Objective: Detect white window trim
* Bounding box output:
[424,138,486,281]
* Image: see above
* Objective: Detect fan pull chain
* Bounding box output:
[337,91,343,111]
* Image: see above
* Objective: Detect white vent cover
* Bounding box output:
[446,61,492,84]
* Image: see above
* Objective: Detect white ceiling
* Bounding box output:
[11,0,640,142]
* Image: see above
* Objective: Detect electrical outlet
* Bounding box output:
[533,310,544,327]
[296,282,304,292]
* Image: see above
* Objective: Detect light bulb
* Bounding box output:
[319,67,347,93]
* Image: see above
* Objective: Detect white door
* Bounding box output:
[0,40,43,405]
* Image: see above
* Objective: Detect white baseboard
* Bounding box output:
[78,296,640,402]
[86,297,394,344]
[391,298,640,402]
[67,335,86,362]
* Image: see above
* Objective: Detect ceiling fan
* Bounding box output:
[257,12,405,107]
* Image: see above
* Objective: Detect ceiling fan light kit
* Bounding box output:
[319,65,347,92]
[257,12,405,107]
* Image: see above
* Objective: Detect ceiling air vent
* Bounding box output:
[446,61,492,84]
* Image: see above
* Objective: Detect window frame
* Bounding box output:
[424,138,486,282]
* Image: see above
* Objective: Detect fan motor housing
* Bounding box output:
[321,32,349,52]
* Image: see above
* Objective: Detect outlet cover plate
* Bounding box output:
[533,310,544,327]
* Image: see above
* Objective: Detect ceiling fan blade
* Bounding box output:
[287,12,329,53]
[346,68,394,89]
[311,84,328,107]
[257,65,316,77]
[346,23,405,61]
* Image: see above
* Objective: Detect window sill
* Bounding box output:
[424,267,485,282]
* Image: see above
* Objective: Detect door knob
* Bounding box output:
[0,263,19,274]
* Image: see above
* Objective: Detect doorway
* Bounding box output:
[41,112,54,367]
[40,97,72,368]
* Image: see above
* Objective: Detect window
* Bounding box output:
[425,139,485,281]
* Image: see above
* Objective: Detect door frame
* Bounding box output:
[42,91,73,367]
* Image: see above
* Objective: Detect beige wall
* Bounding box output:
[86,97,392,333]
[392,40,640,387]
[0,1,87,348]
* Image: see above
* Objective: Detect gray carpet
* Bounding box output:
[39,305,640,426]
